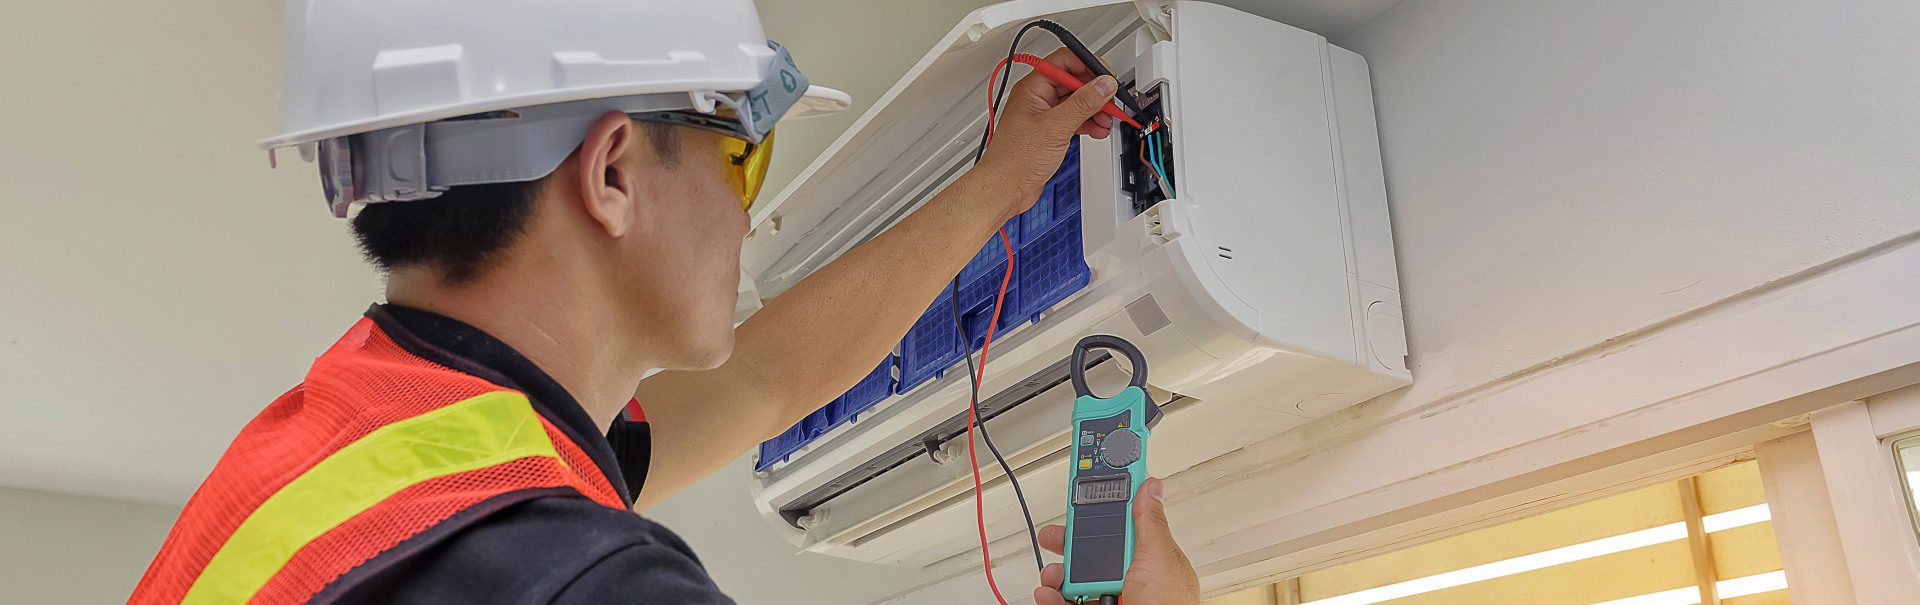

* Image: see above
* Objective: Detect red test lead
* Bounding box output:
[992,53,1146,131]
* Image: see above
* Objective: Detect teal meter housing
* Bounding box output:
[1062,335,1160,602]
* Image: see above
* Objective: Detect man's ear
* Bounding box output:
[572,111,643,237]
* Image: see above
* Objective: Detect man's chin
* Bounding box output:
[666,334,734,372]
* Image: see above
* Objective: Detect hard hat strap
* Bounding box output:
[320,93,693,217]
[744,41,810,139]
[685,41,808,145]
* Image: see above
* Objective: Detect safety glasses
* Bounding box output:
[722,131,775,210]
[632,110,777,211]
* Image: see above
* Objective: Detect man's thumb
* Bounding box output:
[1131,478,1177,553]
[1054,75,1118,129]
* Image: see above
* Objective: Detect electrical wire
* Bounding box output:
[973,20,1146,164]
[945,229,1041,586]
[1138,129,1174,199]
[951,27,1039,604]
[959,20,1145,603]
[952,270,1017,604]
[1147,130,1176,198]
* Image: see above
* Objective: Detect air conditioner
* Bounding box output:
[736,0,1410,568]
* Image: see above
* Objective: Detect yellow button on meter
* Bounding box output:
[1078,459,1093,470]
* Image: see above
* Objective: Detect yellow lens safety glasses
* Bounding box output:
[722,130,775,211]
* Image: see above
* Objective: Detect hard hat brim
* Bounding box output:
[260,82,853,151]
[792,85,853,118]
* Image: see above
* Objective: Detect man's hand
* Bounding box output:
[1034,478,1202,605]
[973,48,1120,222]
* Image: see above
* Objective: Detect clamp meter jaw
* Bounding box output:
[1062,335,1160,603]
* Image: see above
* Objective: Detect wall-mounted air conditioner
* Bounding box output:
[735,0,1410,568]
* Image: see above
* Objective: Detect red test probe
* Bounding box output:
[990,53,1146,131]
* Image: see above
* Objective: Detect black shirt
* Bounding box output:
[326,305,733,604]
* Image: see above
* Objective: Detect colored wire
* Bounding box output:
[1139,130,1170,199]
[1145,131,1158,190]
[1147,130,1176,198]
[1136,131,1152,193]
[973,22,1146,164]
[961,20,1138,601]
[946,228,1036,597]
[956,27,1037,605]
[1001,54,1144,130]
[1025,19,1144,114]
[1150,132,1162,192]
[944,204,1042,576]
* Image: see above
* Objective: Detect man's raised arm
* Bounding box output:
[630,51,1120,511]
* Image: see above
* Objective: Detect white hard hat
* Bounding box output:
[265,0,851,216]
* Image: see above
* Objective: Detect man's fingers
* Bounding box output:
[1010,66,1061,104]
[1017,49,1102,107]
[1042,47,1097,81]
[1039,524,1067,555]
[1127,477,1203,601]
[1050,75,1117,134]
[1131,478,1183,560]
[1132,478,1171,545]
[1038,47,1115,130]
[1034,587,1073,605]
[1080,113,1114,138]
[1035,554,1070,604]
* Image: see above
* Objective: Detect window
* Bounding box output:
[1208,461,1787,605]
[1891,432,1920,546]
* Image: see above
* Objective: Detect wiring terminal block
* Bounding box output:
[1119,83,1175,215]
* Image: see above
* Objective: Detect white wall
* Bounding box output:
[0,0,381,506]
[0,487,179,603]
[1338,0,1920,404]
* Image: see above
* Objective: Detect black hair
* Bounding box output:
[350,121,681,283]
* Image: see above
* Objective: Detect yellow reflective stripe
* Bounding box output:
[183,391,559,604]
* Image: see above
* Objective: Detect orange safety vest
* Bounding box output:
[131,317,627,604]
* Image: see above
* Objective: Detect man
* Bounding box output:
[133,1,1201,603]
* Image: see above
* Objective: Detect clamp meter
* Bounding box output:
[1062,335,1160,603]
